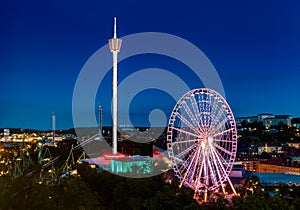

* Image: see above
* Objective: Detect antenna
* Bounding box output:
[114,17,117,38]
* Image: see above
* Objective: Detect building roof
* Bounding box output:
[261,158,284,166]
[236,116,257,119]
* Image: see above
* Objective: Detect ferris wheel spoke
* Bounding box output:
[213,147,231,170]
[199,100,212,131]
[209,96,219,119]
[172,138,201,145]
[190,96,206,134]
[199,149,207,184]
[194,152,205,195]
[206,94,214,114]
[199,103,210,128]
[209,103,223,127]
[208,117,228,136]
[190,94,200,117]
[207,152,218,187]
[181,101,200,128]
[179,145,201,188]
[209,146,225,192]
[197,147,209,186]
[210,145,226,170]
[213,143,234,157]
[198,112,207,132]
[211,147,229,176]
[174,143,197,158]
[188,146,202,186]
[210,112,228,134]
[178,158,190,173]
[211,110,223,131]
[180,148,201,185]
[197,95,209,130]
[212,128,234,137]
[210,148,228,194]
[203,154,209,186]
[172,127,200,139]
[213,138,236,143]
[175,113,201,135]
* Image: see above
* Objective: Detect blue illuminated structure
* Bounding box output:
[110,156,154,174]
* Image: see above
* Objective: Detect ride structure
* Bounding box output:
[167,88,238,202]
[108,17,122,154]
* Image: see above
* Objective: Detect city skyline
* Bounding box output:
[1,1,300,130]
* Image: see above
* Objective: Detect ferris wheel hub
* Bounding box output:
[208,136,213,144]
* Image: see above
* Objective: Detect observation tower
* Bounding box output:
[108,17,122,154]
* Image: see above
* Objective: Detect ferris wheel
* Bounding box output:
[167,88,237,202]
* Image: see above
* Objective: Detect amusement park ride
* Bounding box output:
[167,88,238,203]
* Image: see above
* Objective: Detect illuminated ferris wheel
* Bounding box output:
[167,88,238,202]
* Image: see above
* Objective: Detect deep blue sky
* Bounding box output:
[1,0,300,130]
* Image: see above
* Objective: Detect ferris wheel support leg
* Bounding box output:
[221,182,226,194]
[204,187,208,202]
[227,177,237,195]
[179,146,200,188]
[193,158,204,199]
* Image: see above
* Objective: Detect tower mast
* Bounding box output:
[99,105,103,141]
[52,113,56,142]
[108,17,122,154]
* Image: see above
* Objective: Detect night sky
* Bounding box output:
[1,0,300,130]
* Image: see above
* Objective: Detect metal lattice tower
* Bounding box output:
[52,113,56,142]
[99,105,103,141]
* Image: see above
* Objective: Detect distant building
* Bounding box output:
[287,142,300,149]
[290,156,300,167]
[3,129,10,136]
[3,129,10,142]
[263,115,293,127]
[292,118,300,128]
[235,158,260,172]
[257,143,281,155]
[257,113,274,122]
[257,163,300,175]
[237,113,293,128]
[236,116,257,126]
[229,163,244,178]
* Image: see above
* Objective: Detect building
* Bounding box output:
[263,115,293,128]
[287,142,300,149]
[82,154,155,175]
[236,116,257,127]
[257,143,281,155]
[110,156,154,174]
[257,163,300,175]
[229,163,244,178]
[235,157,260,172]
[292,118,300,128]
[237,113,293,128]
[257,113,274,122]
[290,156,300,167]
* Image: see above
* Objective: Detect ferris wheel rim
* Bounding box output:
[167,88,238,194]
